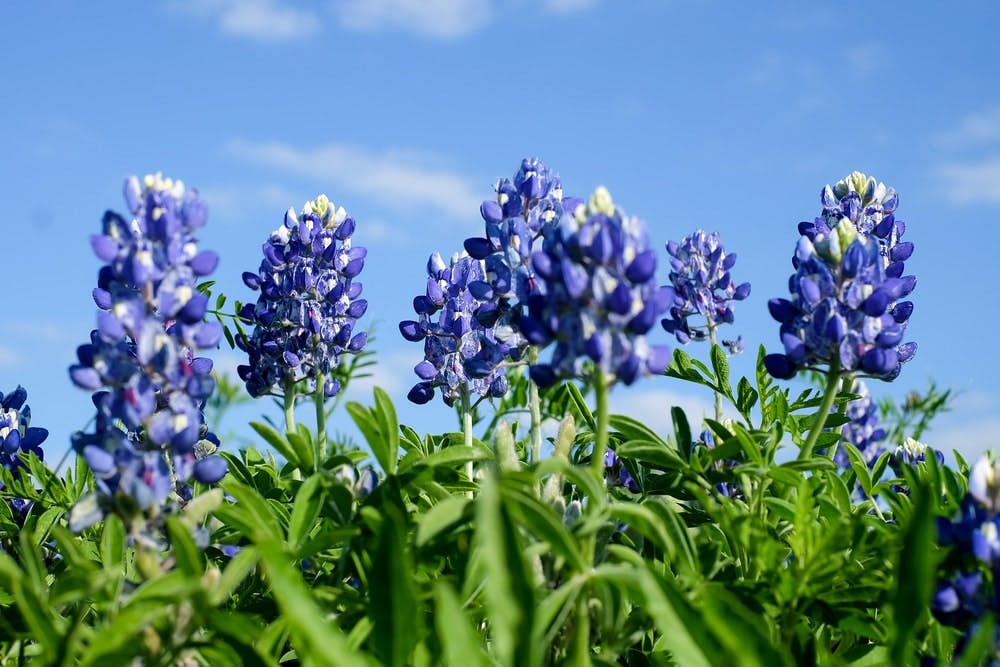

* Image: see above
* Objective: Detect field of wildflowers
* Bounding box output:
[0,161,993,665]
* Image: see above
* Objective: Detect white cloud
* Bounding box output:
[935,106,1000,147]
[543,0,599,15]
[931,417,1000,463]
[936,156,1000,204]
[167,0,319,42]
[844,44,887,78]
[0,345,22,367]
[226,139,482,221]
[2,320,86,344]
[333,0,492,39]
[197,183,302,223]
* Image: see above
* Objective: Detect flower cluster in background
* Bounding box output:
[0,386,47,480]
[68,174,227,534]
[523,186,671,387]
[237,195,368,399]
[661,229,749,352]
[835,379,886,469]
[765,173,916,381]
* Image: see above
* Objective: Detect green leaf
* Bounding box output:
[347,400,396,475]
[221,481,283,542]
[250,421,299,466]
[841,442,874,495]
[608,414,667,445]
[167,516,204,577]
[504,487,586,571]
[258,541,370,667]
[672,406,693,461]
[736,376,758,417]
[955,614,997,667]
[614,439,686,471]
[710,343,731,397]
[890,477,934,666]
[374,387,400,462]
[210,546,261,606]
[700,586,793,667]
[634,564,716,667]
[475,473,535,667]
[434,583,491,667]
[288,475,324,552]
[416,496,471,547]
[408,444,491,472]
[370,505,420,667]
[101,513,126,570]
[288,426,316,473]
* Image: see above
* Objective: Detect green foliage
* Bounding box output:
[0,333,977,665]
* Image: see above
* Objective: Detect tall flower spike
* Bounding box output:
[522,187,671,386]
[400,251,512,406]
[765,174,916,381]
[68,173,227,535]
[237,195,369,399]
[661,229,750,345]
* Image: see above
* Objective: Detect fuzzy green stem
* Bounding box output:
[708,323,723,423]
[827,374,854,462]
[283,382,296,433]
[314,371,328,462]
[798,361,842,460]
[590,372,610,479]
[527,349,543,464]
[462,388,474,490]
[572,594,591,666]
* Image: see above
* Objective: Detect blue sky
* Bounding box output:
[2,1,998,464]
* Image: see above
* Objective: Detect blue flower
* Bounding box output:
[401,251,513,405]
[69,174,227,532]
[0,387,48,510]
[237,195,368,399]
[661,230,750,345]
[765,177,916,381]
[522,187,671,386]
[835,379,885,469]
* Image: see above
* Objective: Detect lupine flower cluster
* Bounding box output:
[661,229,750,352]
[237,195,368,399]
[931,455,1000,659]
[765,173,916,381]
[400,251,512,405]
[522,187,672,387]
[68,174,227,533]
[889,437,945,479]
[401,159,570,406]
[0,386,47,479]
[834,379,886,469]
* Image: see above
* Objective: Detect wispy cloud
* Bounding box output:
[226,139,482,221]
[935,106,1000,147]
[171,0,599,41]
[197,183,303,223]
[844,44,888,78]
[166,0,319,42]
[936,156,1000,204]
[334,0,492,39]
[543,0,599,15]
[0,345,22,367]
[2,320,89,344]
[933,417,1000,462]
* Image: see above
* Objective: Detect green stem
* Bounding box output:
[462,388,474,491]
[572,594,591,666]
[315,371,328,462]
[528,349,543,464]
[827,374,854,462]
[590,372,610,479]
[798,361,842,460]
[708,323,723,423]
[283,381,296,433]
